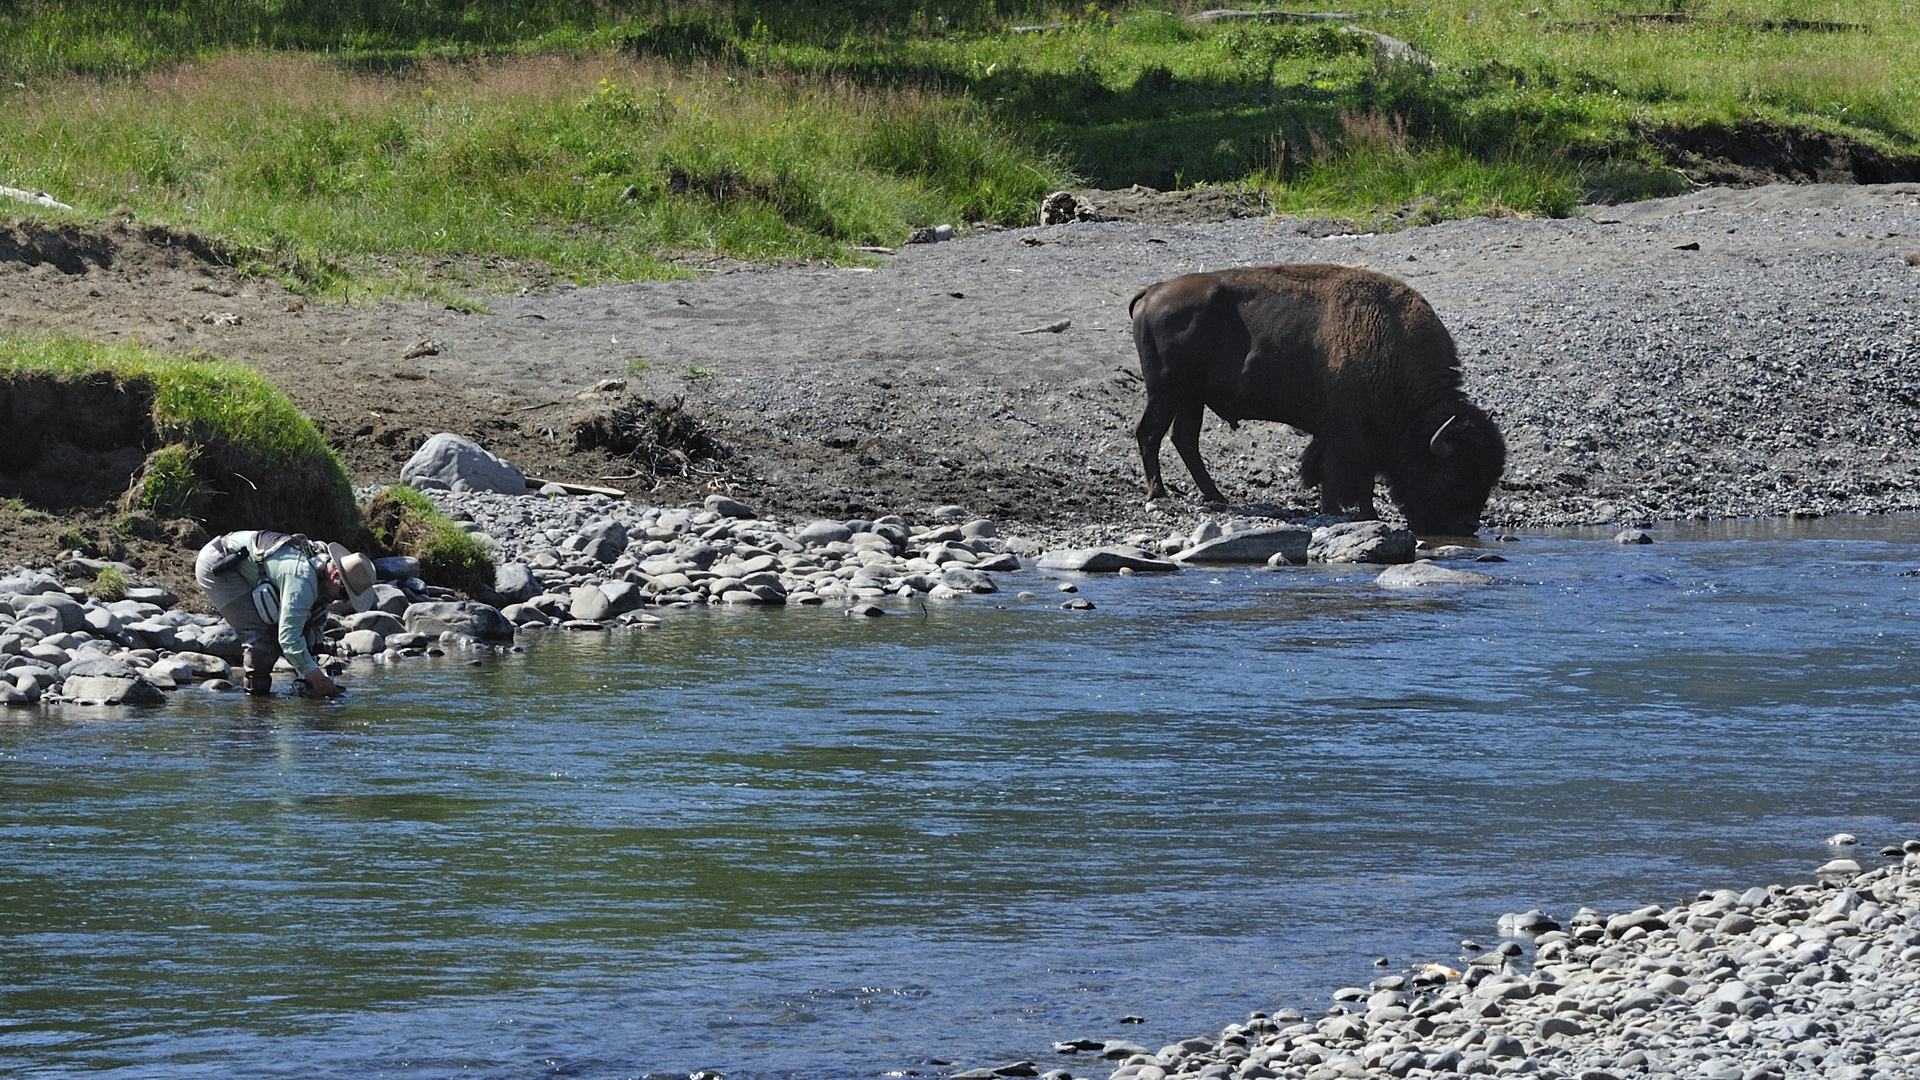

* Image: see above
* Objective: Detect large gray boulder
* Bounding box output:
[1036,547,1178,573]
[58,656,139,680]
[1175,526,1311,565]
[345,611,406,637]
[703,494,756,519]
[340,629,387,656]
[20,594,85,634]
[197,622,245,661]
[493,562,540,604]
[173,651,233,680]
[62,673,167,706]
[400,433,527,496]
[599,580,645,615]
[568,585,613,622]
[940,567,998,594]
[1309,521,1417,564]
[0,569,65,597]
[402,601,514,641]
[796,519,854,547]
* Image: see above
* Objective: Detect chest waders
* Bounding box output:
[209,531,319,695]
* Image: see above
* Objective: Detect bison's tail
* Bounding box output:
[1127,285,1153,321]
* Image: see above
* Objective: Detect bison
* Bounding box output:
[1130,263,1504,536]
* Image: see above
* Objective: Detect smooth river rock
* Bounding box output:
[1375,561,1496,588]
[62,673,167,706]
[399,432,528,496]
[1037,547,1178,573]
[402,601,515,642]
[1309,521,1418,564]
[1174,526,1311,565]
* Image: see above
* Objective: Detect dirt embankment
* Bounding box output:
[4,180,1920,597]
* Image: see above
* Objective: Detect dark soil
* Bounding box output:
[1646,120,1920,187]
[4,177,1920,598]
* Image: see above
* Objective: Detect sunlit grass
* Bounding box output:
[0,1,1913,295]
[0,52,1065,299]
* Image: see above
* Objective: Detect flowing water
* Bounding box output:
[4,517,1919,1079]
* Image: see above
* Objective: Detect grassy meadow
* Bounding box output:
[0,1,1913,298]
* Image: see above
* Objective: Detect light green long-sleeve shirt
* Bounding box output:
[224,530,328,677]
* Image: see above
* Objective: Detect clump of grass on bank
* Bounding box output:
[0,2,1915,294]
[363,486,495,597]
[88,564,129,601]
[0,335,361,542]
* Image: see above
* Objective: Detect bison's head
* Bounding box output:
[1388,401,1506,537]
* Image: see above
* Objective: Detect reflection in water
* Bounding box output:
[3,516,1918,1078]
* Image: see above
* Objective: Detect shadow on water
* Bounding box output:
[2,515,1918,1077]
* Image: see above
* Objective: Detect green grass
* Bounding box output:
[0,1,1913,295]
[0,335,360,539]
[89,565,130,601]
[363,485,495,596]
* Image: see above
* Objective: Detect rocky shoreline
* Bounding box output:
[952,846,1920,1080]
[1,475,1509,707]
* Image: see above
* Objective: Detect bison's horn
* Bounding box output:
[1429,414,1458,458]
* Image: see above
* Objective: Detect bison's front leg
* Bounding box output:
[1170,401,1227,505]
[1136,394,1180,501]
[1310,433,1378,519]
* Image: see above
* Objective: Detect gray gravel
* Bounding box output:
[957,847,1920,1080]
[471,180,1920,536]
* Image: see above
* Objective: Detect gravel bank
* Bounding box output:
[7,183,1919,546]
[457,181,1920,535]
[955,847,1920,1080]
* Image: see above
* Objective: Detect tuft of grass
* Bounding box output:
[133,444,210,520]
[0,334,361,540]
[58,527,90,552]
[363,486,495,597]
[89,565,129,601]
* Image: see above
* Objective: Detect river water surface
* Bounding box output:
[4,517,1919,1078]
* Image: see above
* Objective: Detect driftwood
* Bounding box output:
[0,184,72,211]
[1188,9,1357,23]
[525,477,627,498]
[1014,319,1072,335]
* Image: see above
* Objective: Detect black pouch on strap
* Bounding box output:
[207,538,248,577]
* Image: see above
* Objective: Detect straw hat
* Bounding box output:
[327,542,378,612]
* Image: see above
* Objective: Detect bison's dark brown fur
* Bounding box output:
[1130,264,1505,536]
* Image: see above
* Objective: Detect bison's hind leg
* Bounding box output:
[1136,395,1181,502]
[1170,401,1227,505]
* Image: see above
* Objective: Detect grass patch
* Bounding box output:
[0,50,1067,300]
[362,485,495,597]
[0,335,361,541]
[89,565,129,601]
[0,1,1913,293]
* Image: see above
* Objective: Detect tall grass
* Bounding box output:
[363,485,494,596]
[0,52,1064,297]
[0,1,1914,292]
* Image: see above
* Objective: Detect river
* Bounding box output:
[3,516,1917,1078]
